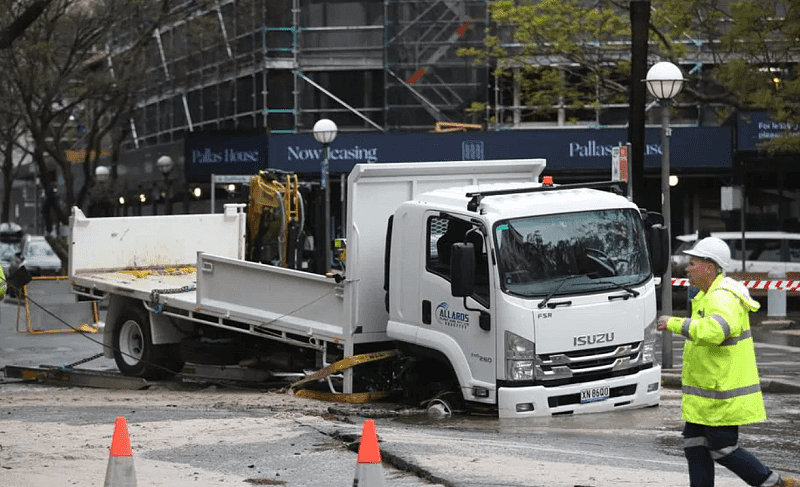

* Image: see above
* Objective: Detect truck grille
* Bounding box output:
[535,341,642,386]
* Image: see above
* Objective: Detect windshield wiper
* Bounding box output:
[538,274,587,309]
[576,279,640,298]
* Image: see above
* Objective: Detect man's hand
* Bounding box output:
[657,315,672,331]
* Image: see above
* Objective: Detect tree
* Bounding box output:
[0,111,28,225]
[0,0,220,238]
[0,0,54,225]
[459,0,800,150]
[0,0,54,49]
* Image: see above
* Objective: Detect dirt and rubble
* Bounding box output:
[2,383,798,487]
[0,384,425,487]
[2,300,799,487]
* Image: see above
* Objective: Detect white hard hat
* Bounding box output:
[683,236,730,269]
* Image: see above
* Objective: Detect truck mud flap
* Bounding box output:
[289,350,398,404]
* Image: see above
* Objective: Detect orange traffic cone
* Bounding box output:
[103,416,138,487]
[352,419,384,487]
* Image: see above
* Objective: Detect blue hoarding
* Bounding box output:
[736,111,800,151]
[267,127,731,175]
[184,131,268,182]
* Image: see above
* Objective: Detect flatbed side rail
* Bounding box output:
[142,302,329,351]
[196,253,345,343]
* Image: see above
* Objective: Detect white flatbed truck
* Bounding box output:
[69,159,669,418]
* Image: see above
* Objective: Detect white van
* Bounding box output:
[672,231,800,276]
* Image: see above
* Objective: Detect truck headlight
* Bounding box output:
[505,331,535,381]
[642,317,657,365]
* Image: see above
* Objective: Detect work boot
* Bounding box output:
[779,477,800,487]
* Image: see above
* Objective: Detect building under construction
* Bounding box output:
[127,0,489,150]
[111,0,798,241]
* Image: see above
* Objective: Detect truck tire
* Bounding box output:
[112,307,184,379]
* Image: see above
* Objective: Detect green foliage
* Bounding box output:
[466,102,487,115]
[463,0,800,150]
[462,0,634,122]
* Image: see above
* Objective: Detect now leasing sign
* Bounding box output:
[267,128,731,175]
[184,131,267,182]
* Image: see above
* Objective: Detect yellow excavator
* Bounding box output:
[245,169,305,268]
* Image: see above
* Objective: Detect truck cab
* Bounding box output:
[386,180,666,418]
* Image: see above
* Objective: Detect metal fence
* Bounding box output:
[13,276,99,335]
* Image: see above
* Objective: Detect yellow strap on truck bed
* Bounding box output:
[118,267,196,278]
[289,350,398,403]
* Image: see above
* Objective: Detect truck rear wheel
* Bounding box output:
[112,307,184,379]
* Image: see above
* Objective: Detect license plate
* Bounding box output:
[580,386,610,404]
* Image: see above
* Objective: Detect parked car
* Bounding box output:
[1,222,25,280]
[1,240,20,273]
[17,235,63,277]
[672,231,800,277]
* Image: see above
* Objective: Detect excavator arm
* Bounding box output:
[246,170,304,268]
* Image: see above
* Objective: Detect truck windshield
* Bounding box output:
[494,209,651,298]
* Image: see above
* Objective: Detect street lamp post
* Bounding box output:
[645,61,685,370]
[312,119,338,274]
[95,166,110,216]
[157,155,174,215]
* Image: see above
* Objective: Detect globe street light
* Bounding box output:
[645,61,685,369]
[312,118,338,273]
[157,155,174,215]
[94,166,110,216]
[95,165,110,183]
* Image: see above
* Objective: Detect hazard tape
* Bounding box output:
[670,278,800,291]
[289,350,398,404]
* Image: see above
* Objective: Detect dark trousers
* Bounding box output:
[683,422,777,487]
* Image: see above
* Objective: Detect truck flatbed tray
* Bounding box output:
[72,267,198,308]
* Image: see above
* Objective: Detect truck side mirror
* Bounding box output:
[643,211,665,228]
[450,242,475,297]
[648,224,670,276]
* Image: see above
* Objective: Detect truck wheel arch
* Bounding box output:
[396,343,462,404]
[414,328,491,397]
[107,297,183,379]
[388,320,480,395]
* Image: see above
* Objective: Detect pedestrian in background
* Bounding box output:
[658,236,798,487]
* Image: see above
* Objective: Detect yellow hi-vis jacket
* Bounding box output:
[666,274,766,426]
[0,264,6,300]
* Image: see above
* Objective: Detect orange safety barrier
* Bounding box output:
[13,275,99,335]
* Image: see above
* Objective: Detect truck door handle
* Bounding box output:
[422,300,431,324]
[545,300,572,308]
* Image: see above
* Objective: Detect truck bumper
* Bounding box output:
[497,365,662,418]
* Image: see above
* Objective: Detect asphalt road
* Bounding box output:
[1,383,798,486]
[2,289,800,486]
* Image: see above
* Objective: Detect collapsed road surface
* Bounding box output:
[3,289,800,486]
[1,383,799,487]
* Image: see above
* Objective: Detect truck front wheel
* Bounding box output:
[112,308,183,379]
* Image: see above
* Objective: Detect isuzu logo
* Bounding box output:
[573,332,615,347]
